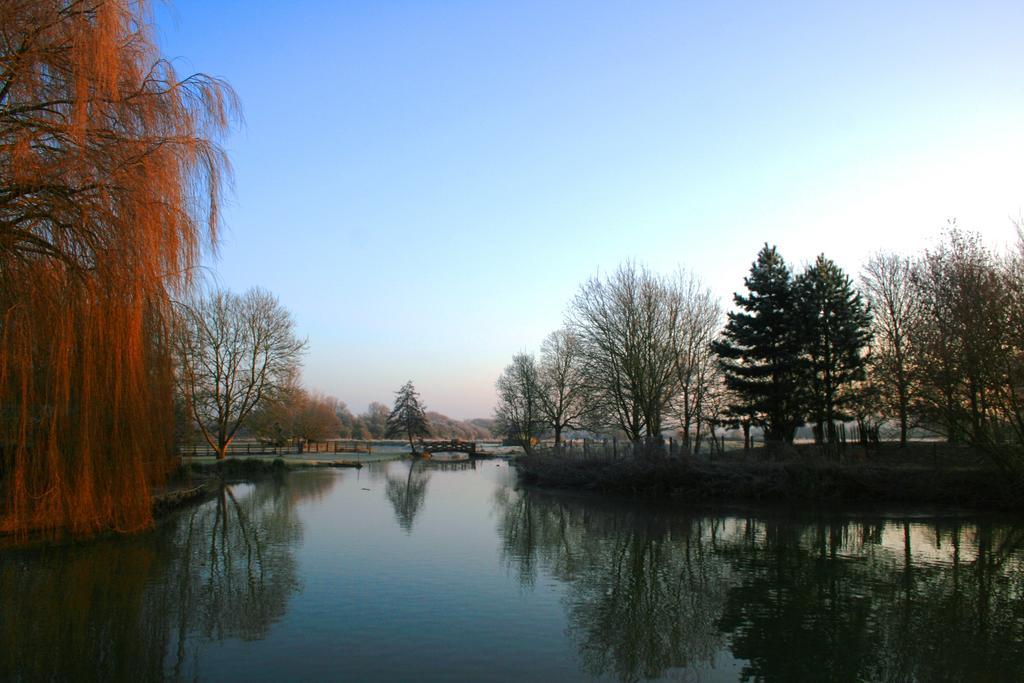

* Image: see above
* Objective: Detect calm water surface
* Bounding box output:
[2,460,1024,682]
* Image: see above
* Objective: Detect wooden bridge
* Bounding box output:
[419,440,479,456]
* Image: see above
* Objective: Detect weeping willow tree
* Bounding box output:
[0,0,235,536]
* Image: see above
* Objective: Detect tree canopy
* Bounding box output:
[796,255,871,443]
[713,245,805,446]
[0,0,235,535]
[385,381,431,452]
[174,287,306,459]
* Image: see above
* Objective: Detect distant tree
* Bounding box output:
[796,255,872,444]
[291,392,342,443]
[362,402,390,439]
[248,379,343,446]
[174,288,306,459]
[334,401,357,438]
[538,329,588,446]
[467,418,498,438]
[247,380,303,446]
[386,381,431,453]
[713,245,805,447]
[414,412,493,440]
[351,421,370,440]
[495,354,545,454]
[860,252,919,446]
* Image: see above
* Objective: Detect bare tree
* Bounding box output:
[698,372,731,455]
[569,262,678,447]
[910,228,1007,444]
[538,329,588,446]
[667,271,722,454]
[985,225,1024,454]
[860,252,918,446]
[175,287,306,459]
[495,353,544,454]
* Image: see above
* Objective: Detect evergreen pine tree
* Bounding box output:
[386,381,431,453]
[712,245,805,446]
[796,255,872,444]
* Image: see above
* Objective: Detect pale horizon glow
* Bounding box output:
[157,1,1024,419]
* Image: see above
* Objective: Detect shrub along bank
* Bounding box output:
[515,450,1024,511]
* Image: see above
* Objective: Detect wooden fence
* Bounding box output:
[180,439,373,458]
[537,435,733,460]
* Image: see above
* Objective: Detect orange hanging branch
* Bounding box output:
[0,0,236,537]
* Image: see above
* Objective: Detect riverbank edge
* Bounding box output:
[152,457,365,516]
[2,458,367,547]
[514,454,1024,512]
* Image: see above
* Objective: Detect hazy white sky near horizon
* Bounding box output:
[156,0,1024,419]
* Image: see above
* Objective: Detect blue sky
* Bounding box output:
[155,1,1024,418]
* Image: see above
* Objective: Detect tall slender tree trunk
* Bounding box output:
[898,382,909,447]
[681,388,692,454]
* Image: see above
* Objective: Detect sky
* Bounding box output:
[154,0,1024,419]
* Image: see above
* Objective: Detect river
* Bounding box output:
[2,459,1023,681]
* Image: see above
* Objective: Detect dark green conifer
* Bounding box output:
[713,245,805,446]
[796,255,872,444]
[386,381,431,453]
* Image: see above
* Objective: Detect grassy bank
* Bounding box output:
[515,449,1024,511]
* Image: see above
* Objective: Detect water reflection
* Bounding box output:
[4,467,1024,682]
[0,470,338,682]
[496,488,1024,682]
[385,460,431,532]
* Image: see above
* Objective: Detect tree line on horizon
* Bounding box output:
[172,309,497,451]
[496,226,1024,468]
[170,286,495,455]
[240,389,495,445]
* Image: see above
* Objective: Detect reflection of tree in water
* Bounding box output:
[385,460,431,532]
[0,534,169,682]
[719,520,1024,682]
[495,487,1024,683]
[0,470,338,682]
[495,489,728,681]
